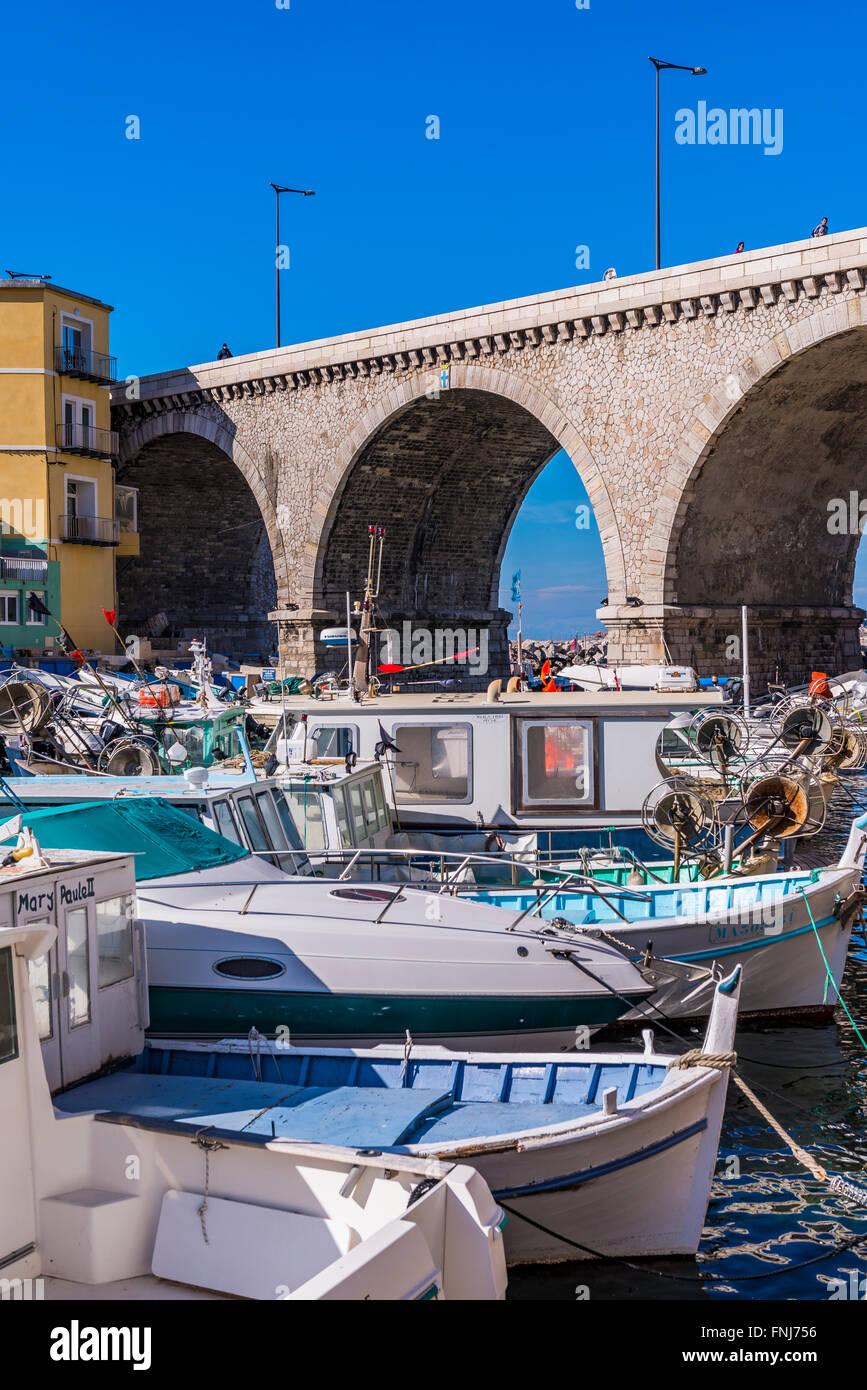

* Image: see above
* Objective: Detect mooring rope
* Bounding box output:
[797,886,867,1050]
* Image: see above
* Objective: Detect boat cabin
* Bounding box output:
[0,839,145,1096]
[262,688,725,835]
[0,828,506,1300]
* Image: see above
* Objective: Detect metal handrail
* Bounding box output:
[55,423,118,457]
[0,556,48,581]
[58,513,120,544]
[55,345,117,383]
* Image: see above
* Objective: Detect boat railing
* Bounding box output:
[312,844,655,897]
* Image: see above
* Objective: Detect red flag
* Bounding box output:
[102,609,117,626]
[541,659,551,679]
[70,650,85,664]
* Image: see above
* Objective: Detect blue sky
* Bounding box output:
[4,0,863,636]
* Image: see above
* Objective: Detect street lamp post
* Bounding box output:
[649,57,706,271]
[270,183,315,348]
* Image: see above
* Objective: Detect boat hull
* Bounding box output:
[473,868,858,1020]
[146,985,650,1050]
[453,1074,726,1262]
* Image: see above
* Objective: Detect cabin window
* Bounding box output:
[335,787,353,846]
[281,782,326,851]
[392,724,471,803]
[212,798,243,846]
[348,782,368,842]
[212,957,285,980]
[27,931,53,1039]
[255,795,295,856]
[0,947,18,1065]
[236,794,276,864]
[96,895,135,988]
[372,774,389,828]
[517,718,595,810]
[65,908,91,1027]
[360,776,388,833]
[271,787,308,852]
[309,724,356,759]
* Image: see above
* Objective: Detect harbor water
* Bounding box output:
[509,775,867,1301]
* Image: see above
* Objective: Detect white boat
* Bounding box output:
[2,798,665,1048]
[554,662,698,692]
[0,666,249,777]
[131,967,740,1264]
[250,687,726,848]
[0,838,506,1300]
[459,810,867,1020]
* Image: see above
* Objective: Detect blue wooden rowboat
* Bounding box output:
[56,969,741,1265]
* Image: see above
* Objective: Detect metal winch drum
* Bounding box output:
[97,736,162,777]
[740,752,827,839]
[0,678,52,736]
[641,777,716,851]
[688,711,749,769]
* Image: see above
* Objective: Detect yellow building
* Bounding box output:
[0,276,138,655]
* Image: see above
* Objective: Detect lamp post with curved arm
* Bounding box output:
[649,57,706,271]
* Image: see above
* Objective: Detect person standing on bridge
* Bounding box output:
[217,342,233,359]
[734,241,745,254]
[811,217,829,238]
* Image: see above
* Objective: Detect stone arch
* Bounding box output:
[655,297,865,607]
[305,363,626,612]
[115,408,286,655]
[651,297,867,681]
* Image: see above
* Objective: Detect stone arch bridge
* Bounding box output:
[112,227,867,683]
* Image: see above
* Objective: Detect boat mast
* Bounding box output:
[353,525,384,694]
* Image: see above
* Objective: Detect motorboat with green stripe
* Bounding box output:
[0,798,687,1048]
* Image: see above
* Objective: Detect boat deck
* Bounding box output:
[54,1049,669,1148]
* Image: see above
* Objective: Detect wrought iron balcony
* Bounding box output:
[58,514,119,546]
[56,423,118,459]
[55,344,117,384]
[0,555,48,581]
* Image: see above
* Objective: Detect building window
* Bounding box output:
[392,724,471,803]
[60,316,92,373]
[61,400,96,453]
[65,475,97,518]
[0,592,19,625]
[114,484,138,534]
[26,592,44,626]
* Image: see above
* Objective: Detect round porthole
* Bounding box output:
[212,957,285,980]
[329,887,405,903]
